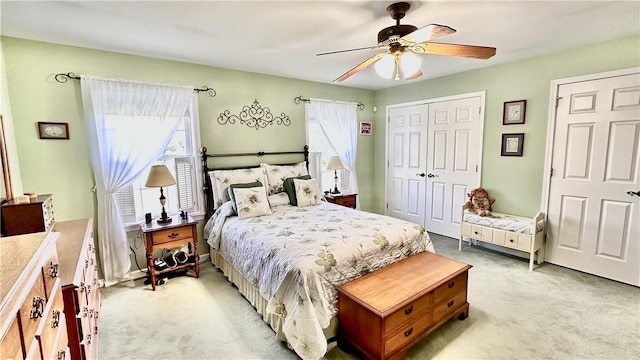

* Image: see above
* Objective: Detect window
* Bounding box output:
[305,106,349,192]
[117,98,202,225]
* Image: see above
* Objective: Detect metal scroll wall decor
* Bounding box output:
[217,99,291,130]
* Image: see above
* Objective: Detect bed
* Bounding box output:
[200,146,435,360]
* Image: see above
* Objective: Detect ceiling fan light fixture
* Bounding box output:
[400,52,422,79]
[374,54,396,80]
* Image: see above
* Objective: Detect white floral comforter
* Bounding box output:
[204,201,435,360]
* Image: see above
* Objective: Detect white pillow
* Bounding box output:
[268,193,290,207]
[209,168,269,208]
[260,162,308,195]
[233,187,272,219]
[293,178,322,207]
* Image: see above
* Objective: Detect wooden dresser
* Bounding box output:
[0,231,69,360]
[1,194,55,236]
[54,219,100,360]
[337,251,472,360]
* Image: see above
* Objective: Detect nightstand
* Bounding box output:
[325,193,357,209]
[141,215,199,291]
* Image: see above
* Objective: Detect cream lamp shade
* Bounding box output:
[326,156,345,171]
[145,165,176,188]
[326,156,344,194]
[145,165,176,224]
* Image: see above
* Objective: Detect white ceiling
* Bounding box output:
[1,1,639,90]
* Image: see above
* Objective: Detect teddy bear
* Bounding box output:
[465,187,495,217]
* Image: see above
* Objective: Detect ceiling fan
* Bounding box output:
[318,2,497,82]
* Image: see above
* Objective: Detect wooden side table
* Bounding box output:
[325,193,357,209]
[141,215,199,291]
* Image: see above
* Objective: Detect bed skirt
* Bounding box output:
[210,247,338,345]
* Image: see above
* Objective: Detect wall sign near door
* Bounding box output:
[359,121,372,135]
[503,100,526,125]
[501,133,524,156]
[38,122,69,139]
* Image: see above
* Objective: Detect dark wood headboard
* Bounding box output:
[200,146,309,218]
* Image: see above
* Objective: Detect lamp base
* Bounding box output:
[331,188,341,195]
[157,217,172,224]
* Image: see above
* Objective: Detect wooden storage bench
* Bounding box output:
[459,203,546,271]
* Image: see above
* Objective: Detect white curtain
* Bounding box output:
[309,99,359,207]
[80,75,193,286]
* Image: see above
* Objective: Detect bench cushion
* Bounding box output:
[463,210,543,235]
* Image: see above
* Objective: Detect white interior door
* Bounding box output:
[385,104,428,225]
[546,71,640,286]
[425,96,482,238]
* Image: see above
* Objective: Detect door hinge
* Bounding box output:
[475,165,478,172]
[478,107,481,114]
[387,160,389,167]
[386,202,388,209]
[550,168,553,177]
[555,96,563,108]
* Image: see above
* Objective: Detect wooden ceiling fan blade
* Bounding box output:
[333,52,388,82]
[412,42,496,59]
[405,69,423,80]
[401,24,456,44]
[317,45,382,56]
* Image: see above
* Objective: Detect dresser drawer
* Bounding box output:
[35,284,65,359]
[0,317,24,360]
[43,251,60,302]
[44,317,68,360]
[433,290,468,324]
[433,272,467,304]
[19,273,47,344]
[152,226,193,245]
[384,313,431,357]
[460,222,471,237]
[504,232,519,249]
[384,292,432,334]
[517,234,533,251]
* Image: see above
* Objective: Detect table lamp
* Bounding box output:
[145,165,176,224]
[326,156,344,194]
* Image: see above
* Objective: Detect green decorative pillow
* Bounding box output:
[227,181,263,215]
[283,175,312,206]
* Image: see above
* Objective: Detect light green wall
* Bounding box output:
[373,35,640,217]
[1,36,374,269]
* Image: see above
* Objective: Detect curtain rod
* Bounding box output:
[293,95,365,110]
[54,72,217,97]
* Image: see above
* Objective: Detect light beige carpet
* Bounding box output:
[99,234,640,359]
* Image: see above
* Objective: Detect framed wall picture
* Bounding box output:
[359,121,372,135]
[501,133,524,156]
[38,122,69,139]
[503,100,526,125]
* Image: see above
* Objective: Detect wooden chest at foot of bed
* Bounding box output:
[337,251,472,360]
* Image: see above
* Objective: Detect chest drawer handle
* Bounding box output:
[404,305,414,315]
[49,262,60,278]
[30,296,45,319]
[447,299,455,308]
[168,232,180,239]
[52,310,61,328]
[404,328,413,337]
[58,349,67,360]
[448,281,455,289]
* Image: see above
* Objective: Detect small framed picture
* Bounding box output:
[501,133,524,156]
[503,100,526,125]
[359,121,372,136]
[38,122,69,140]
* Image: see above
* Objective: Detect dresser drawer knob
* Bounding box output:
[83,307,89,317]
[52,310,61,328]
[49,262,60,278]
[404,305,414,315]
[447,299,455,307]
[474,231,479,235]
[57,349,67,360]
[509,239,515,243]
[30,296,45,319]
[168,232,179,239]
[94,326,99,335]
[404,327,413,337]
[448,281,455,289]
[85,259,89,269]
